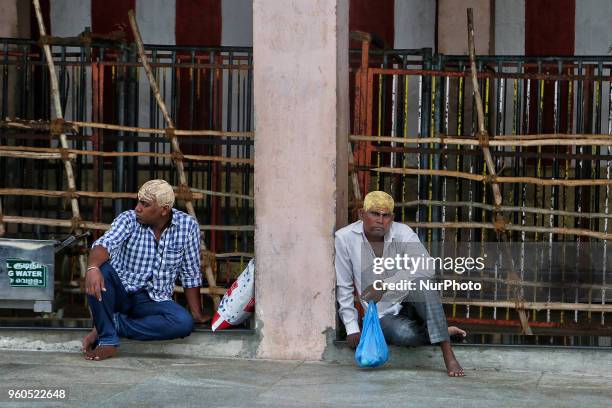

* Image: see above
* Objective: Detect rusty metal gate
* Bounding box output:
[2,33,612,345]
[350,36,612,345]
[0,37,254,326]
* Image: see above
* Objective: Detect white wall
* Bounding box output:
[575,0,612,55]
[49,0,91,37]
[494,0,524,55]
[394,0,435,49]
[222,0,253,47]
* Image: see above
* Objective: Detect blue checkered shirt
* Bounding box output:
[92,209,202,302]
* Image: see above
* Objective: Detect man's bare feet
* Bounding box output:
[448,326,467,337]
[85,345,117,361]
[440,340,465,377]
[444,357,465,377]
[82,328,98,354]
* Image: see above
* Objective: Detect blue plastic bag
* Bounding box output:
[354,301,389,368]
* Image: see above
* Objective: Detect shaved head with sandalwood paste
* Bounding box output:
[363,191,395,212]
[137,179,175,208]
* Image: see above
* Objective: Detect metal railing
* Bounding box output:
[350,37,612,344]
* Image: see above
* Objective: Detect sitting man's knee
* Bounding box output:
[386,324,427,347]
[172,309,194,338]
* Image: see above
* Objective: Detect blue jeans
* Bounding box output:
[88,262,194,346]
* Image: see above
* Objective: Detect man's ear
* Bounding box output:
[161,205,171,217]
[358,209,364,220]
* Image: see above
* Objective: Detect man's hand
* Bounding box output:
[184,287,209,325]
[346,332,361,349]
[191,312,211,325]
[85,267,106,301]
[361,284,385,303]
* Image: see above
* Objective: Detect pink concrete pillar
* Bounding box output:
[437,0,493,55]
[253,0,349,360]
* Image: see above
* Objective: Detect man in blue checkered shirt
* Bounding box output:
[82,179,207,361]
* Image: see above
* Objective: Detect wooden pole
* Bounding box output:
[467,8,532,335]
[1,118,254,138]
[128,9,219,305]
[129,10,194,220]
[32,0,87,276]
[0,188,251,203]
[405,221,612,241]
[350,134,612,147]
[1,215,254,233]
[394,199,612,220]
[0,145,253,165]
[373,167,612,187]
[442,299,612,313]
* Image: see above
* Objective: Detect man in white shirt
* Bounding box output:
[335,191,465,376]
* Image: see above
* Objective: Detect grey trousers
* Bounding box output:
[379,280,450,346]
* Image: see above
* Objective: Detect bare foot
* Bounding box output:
[444,358,465,377]
[448,326,467,337]
[85,345,117,361]
[440,341,465,377]
[82,328,98,354]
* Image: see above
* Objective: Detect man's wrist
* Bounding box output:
[86,265,100,273]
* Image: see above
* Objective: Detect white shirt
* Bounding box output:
[334,220,423,335]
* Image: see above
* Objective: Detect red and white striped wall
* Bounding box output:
[44,0,252,47]
[30,0,612,55]
[42,0,434,50]
[496,0,612,56]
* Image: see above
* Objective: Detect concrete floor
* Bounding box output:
[0,350,611,408]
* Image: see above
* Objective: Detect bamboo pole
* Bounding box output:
[32,0,87,277]
[1,118,254,138]
[467,8,531,334]
[494,133,612,141]
[128,10,195,219]
[350,134,612,147]
[0,187,253,202]
[442,273,612,291]
[0,187,206,201]
[190,187,253,202]
[133,9,223,306]
[0,150,71,160]
[0,145,253,165]
[73,121,254,138]
[394,199,612,220]
[442,299,612,313]
[373,167,612,187]
[405,221,612,240]
[127,10,220,306]
[0,188,138,200]
[6,212,605,239]
[0,215,254,234]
